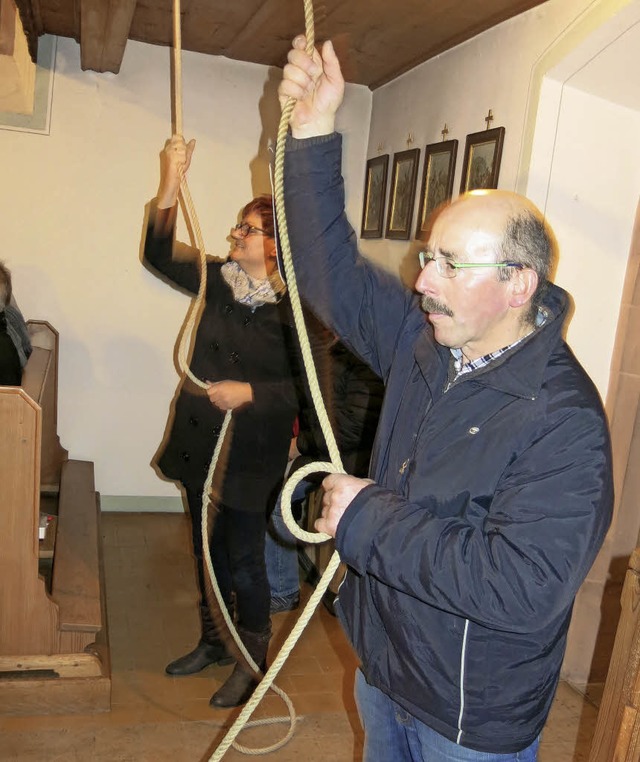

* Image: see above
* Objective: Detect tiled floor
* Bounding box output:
[0,513,602,761]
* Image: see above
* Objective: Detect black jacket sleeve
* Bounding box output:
[143,201,202,295]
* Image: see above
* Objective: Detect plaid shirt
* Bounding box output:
[451,340,523,379]
[450,310,547,384]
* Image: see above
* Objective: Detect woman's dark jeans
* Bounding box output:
[185,485,270,634]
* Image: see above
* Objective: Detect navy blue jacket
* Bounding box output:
[283,133,613,753]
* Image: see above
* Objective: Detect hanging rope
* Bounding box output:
[172,0,210,391]
[171,0,295,752]
[169,0,348,757]
[206,3,350,758]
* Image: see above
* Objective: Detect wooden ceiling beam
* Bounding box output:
[0,0,36,114]
[13,0,41,62]
[79,0,137,74]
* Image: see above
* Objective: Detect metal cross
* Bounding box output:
[485,109,494,130]
[441,124,449,141]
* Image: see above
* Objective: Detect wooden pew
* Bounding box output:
[589,548,640,761]
[0,322,111,715]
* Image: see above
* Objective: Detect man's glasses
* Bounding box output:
[233,222,268,238]
[418,250,523,279]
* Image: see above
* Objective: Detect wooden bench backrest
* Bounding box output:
[24,321,68,489]
[0,388,60,655]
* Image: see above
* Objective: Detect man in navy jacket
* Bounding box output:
[279,36,613,761]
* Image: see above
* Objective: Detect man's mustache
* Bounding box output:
[421,295,453,317]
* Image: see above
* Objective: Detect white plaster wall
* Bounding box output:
[526,3,640,400]
[537,87,640,397]
[1,37,371,501]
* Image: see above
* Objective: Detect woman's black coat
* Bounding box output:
[143,207,299,513]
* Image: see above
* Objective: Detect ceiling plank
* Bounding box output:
[80,0,137,73]
[20,0,552,88]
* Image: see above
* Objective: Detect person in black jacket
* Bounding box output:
[266,334,384,613]
[0,262,22,386]
[0,260,32,371]
[277,37,613,761]
[143,136,299,709]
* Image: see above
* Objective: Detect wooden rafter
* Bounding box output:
[13,0,41,62]
[79,0,137,74]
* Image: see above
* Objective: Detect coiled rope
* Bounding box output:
[170,0,346,758]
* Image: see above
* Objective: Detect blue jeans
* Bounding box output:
[355,669,539,762]
[265,478,315,598]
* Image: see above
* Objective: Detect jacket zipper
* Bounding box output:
[456,619,470,744]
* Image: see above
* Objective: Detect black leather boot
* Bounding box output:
[165,638,234,675]
[209,624,271,708]
[166,603,234,676]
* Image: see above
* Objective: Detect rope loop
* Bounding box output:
[279,461,340,544]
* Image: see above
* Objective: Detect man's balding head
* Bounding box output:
[416,190,555,360]
[438,191,554,322]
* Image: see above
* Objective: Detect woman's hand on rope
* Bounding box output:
[315,474,374,538]
[279,35,345,139]
[157,134,196,209]
[206,380,253,411]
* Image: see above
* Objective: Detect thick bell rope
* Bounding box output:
[169,0,347,757]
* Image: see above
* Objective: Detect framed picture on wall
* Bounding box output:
[459,127,505,193]
[415,139,458,238]
[361,154,390,239]
[385,148,420,240]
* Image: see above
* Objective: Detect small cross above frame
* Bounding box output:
[441,124,449,141]
[485,109,494,130]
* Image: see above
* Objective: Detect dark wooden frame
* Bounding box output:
[415,139,458,238]
[360,154,389,239]
[385,148,420,240]
[459,127,505,193]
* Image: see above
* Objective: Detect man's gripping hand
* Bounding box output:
[278,35,345,140]
[315,473,373,538]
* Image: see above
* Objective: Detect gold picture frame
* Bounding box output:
[460,127,505,193]
[361,154,389,239]
[385,148,420,240]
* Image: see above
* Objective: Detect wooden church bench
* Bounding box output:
[0,321,110,715]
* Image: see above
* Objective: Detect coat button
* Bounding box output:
[243,316,252,326]
[224,304,234,314]
[212,424,222,435]
[181,451,191,462]
[229,351,240,364]
[189,416,198,426]
[210,341,219,351]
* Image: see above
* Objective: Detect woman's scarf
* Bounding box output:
[221,260,286,309]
